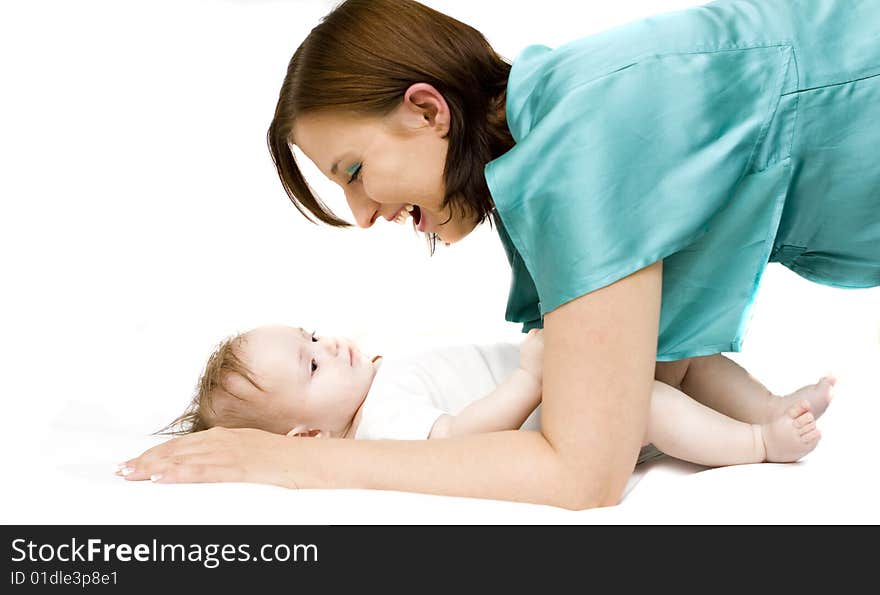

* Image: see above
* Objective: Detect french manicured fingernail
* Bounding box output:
[150,474,163,483]
[120,466,135,476]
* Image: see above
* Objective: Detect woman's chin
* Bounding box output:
[434,231,459,246]
[434,218,480,245]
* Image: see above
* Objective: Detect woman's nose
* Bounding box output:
[345,189,379,228]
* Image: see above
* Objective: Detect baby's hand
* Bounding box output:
[519,328,544,383]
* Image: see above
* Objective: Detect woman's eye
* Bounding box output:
[346,163,362,184]
[311,359,318,375]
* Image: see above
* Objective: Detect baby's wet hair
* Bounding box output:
[154,333,266,436]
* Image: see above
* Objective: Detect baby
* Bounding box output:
[159,325,835,467]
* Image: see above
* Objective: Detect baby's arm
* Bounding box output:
[429,330,543,439]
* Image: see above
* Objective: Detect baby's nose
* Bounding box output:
[322,336,341,356]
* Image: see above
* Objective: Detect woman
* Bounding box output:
[121,0,879,509]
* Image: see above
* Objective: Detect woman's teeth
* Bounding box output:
[393,204,417,225]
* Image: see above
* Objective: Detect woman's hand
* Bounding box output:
[116,427,300,488]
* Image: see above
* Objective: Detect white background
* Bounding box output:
[2,0,878,523]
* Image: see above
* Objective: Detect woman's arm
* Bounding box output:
[430,329,544,439]
[538,260,661,505]
[122,261,663,510]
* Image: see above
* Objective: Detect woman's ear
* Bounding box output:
[286,427,323,438]
[401,83,450,136]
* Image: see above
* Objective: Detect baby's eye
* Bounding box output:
[311,358,318,375]
[311,331,318,343]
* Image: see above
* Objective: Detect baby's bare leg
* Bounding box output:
[645,381,820,466]
[657,355,834,425]
[668,355,775,424]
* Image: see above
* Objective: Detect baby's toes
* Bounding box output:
[798,420,817,437]
[801,428,821,444]
[794,410,815,428]
[787,400,812,422]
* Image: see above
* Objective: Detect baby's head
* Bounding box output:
[160,325,379,438]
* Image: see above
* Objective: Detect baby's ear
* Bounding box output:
[286,427,323,438]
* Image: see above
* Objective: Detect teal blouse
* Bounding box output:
[485,0,880,361]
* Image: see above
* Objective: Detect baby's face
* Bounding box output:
[238,324,379,435]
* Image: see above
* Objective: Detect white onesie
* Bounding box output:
[353,341,664,466]
[354,342,539,441]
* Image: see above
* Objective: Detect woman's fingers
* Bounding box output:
[123,451,218,482]
[117,427,229,481]
[115,427,291,486]
[151,463,243,484]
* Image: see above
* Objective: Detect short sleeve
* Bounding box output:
[486,44,796,358]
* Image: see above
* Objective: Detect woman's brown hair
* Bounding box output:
[267,0,514,232]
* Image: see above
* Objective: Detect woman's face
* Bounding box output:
[290,84,482,244]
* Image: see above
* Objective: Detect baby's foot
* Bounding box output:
[771,375,836,422]
[759,401,821,463]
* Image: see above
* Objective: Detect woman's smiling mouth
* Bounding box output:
[387,204,433,235]
[412,205,425,231]
[391,204,416,225]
